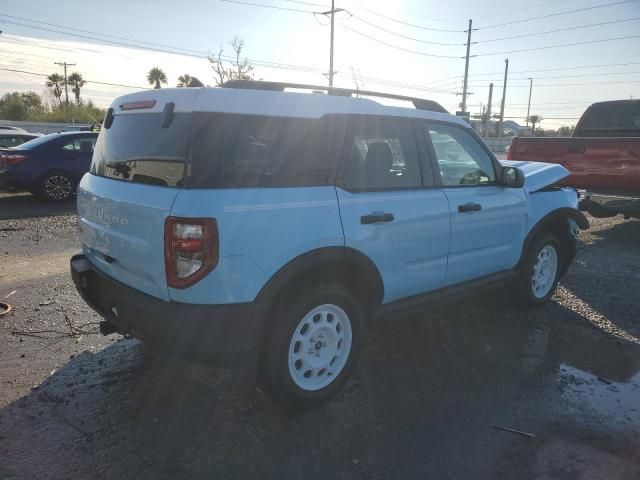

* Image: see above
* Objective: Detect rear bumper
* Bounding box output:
[70,254,268,364]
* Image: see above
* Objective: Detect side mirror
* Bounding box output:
[501,166,525,188]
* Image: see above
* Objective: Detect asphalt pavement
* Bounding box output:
[0,193,639,479]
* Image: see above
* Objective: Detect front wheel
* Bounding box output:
[517,233,562,307]
[263,281,364,410]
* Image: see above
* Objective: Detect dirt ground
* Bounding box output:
[1,192,639,479]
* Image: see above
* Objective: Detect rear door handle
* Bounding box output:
[361,212,394,224]
[458,203,482,213]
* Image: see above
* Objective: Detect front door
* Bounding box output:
[423,122,527,287]
[336,116,450,304]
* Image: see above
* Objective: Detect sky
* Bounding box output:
[1,0,639,128]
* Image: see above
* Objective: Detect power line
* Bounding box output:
[0,20,326,73]
[468,80,640,88]
[0,13,209,56]
[348,2,466,32]
[284,0,326,7]
[479,0,638,29]
[340,23,463,58]
[475,71,640,81]
[219,0,315,13]
[474,17,640,44]
[348,14,466,46]
[0,66,147,89]
[473,34,640,57]
[467,61,640,77]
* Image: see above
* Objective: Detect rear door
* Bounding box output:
[77,102,194,301]
[60,135,97,179]
[336,115,450,303]
[422,122,526,286]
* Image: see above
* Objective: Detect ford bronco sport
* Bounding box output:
[70,80,588,408]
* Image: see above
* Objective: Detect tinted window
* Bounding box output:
[188,113,344,188]
[338,116,422,191]
[91,113,191,187]
[62,137,97,152]
[426,124,495,186]
[576,102,640,136]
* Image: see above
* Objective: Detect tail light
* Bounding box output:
[506,139,516,160]
[1,154,27,165]
[164,217,218,289]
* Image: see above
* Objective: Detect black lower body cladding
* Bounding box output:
[70,254,268,365]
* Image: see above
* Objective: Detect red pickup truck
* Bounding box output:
[507,100,640,218]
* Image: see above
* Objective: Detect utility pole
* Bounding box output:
[461,19,473,113]
[321,1,344,87]
[484,83,493,137]
[525,77,533,133]
[498,58,508,138]
[55,61,75,105]
[55,61,75,122]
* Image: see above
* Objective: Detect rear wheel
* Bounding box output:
[517,233,562,307]
[263,281,364,410]
[39,171,75,202]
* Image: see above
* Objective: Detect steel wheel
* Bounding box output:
[43,174,72,201]
[531,244,558,299]
[287,303,353,392]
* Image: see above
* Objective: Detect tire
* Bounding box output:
[517,233,562,308]
[262,281,365,410]
[39,171,75,202]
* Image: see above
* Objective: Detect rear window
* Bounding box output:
[575,102,640,137]
[91,112,191,187]
[188,113,345,188]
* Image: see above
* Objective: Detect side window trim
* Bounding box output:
[336,114,429,193]
[421,121,501,188]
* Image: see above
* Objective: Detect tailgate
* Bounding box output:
[77,175,178,301]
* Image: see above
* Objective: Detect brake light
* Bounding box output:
[120,99,156,111]
[1,154,27,165]
[164,217,218,289]
[506,139,516,160]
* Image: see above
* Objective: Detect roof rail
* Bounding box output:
[221,80,448,114]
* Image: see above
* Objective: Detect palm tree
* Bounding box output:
[147,67,168,89]
[177,74,192,87]
[45,73,64,105]
[177,74,204,87]
[528,115,543,137]
[66,72,86,104]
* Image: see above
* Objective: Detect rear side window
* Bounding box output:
[575,102,640,137]
[91,112,191,187]
[187,113,345,188]
[338,116,422,191]
[62,137,97,153]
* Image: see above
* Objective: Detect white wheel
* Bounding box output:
[287,304,353,391]
[531,244,558,299]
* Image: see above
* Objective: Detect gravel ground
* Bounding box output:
[0,195,639,479]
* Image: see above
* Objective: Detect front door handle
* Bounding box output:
[361,212,394,224]
[458,202,482,213]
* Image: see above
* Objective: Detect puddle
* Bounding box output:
[559,364,640,428]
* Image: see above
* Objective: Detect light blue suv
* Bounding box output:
[70,81,588,408]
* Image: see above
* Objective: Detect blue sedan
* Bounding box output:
[0,131,98,201]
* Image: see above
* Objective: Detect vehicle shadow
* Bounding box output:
[0,192,75,220]
[2,300,639,479]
